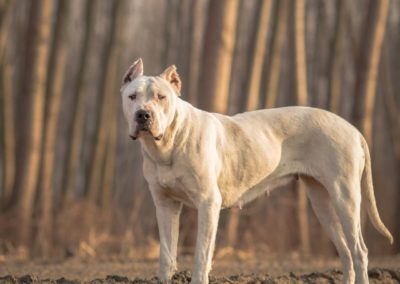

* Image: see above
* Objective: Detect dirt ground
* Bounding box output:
[1,255,400,283]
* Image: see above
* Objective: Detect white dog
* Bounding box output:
[120,59,393,284]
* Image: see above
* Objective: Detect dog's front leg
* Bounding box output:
[151,190,183,282]
[191,196,222,284]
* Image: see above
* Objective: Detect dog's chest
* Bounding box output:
[157,165,178,188]
[156,165,192,204]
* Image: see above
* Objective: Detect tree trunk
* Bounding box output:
[35,0,68,256]
[352,0,376,132]
[382,46,400,161]
[294,0,311,256]
[264,0,288,108]
[362,0,390,146]
[227,0,258,115]
[86,0,119,205]
[101,126,117,231]
[163,0,180,68]
[187,0,207,105]
[61,0,92,207]
[245,0,273,111]
[0,0,15,209]
[98,0,126,229]
[382,44,400,252]
[0,0,11,60]
[294,0,308,106]
[18,0,54,247]
[198,0,239,113]
[0,60,15,209]
[327,0,346,113]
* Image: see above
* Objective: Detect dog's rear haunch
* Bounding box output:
[120,58,392,284]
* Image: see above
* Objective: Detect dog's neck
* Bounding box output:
[139,98,190,165]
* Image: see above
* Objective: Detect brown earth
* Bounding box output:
[0,255,399,283]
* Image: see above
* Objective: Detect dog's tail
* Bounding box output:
[360,136,393,244]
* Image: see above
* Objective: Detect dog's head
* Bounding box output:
[120,58,181,142]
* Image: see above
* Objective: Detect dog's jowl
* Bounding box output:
[120,58,393,284]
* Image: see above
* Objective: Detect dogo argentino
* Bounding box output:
[120,58,393,284]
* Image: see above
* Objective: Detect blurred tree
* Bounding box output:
[0,0,11,58]
[294,0,311,255]
[97,0,125,230]
[62,0,93,207]
[227,0,258,115]
[198,0,239,113]
[382,45,400,252]
[352,0,378,141]
[187,0,207,105]
[164,0,180,67]
[86,0,119,206]
[382,47,400,161]
[35,0,69,257]
[328,0,346,113]
[0,0,15,209]
[264,0,288,109]
[18,0,54,247]
[245,0,273,111]
[362,0,390,147]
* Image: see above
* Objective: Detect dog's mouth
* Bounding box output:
[130,126,163,141]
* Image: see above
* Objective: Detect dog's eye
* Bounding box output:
[128,94,136,101]
[158,94,166,100]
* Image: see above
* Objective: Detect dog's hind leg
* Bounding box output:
[301,176,355,284]
[330,180,369,284]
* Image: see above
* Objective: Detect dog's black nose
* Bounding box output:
[135,110,151,124]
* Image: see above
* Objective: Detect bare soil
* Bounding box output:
[0,255,399,283]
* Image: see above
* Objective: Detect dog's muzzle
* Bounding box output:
[130,110,163,141]
[135,109,152,132]
[135,109,151,124]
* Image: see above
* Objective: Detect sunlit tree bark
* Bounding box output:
[35,0,68,256]
[362,0,390,146]
[198,0,239,113]
[265,0,288,108]
[352,0,375,127]
[0,0,15,209]
[0,0,11,59]
[18,0,54,246]
[328,0,346,113]
[93,0,124,229]
[245,0,273,111]
[86,0,119,204]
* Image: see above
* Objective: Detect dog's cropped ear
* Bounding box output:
[160,65,181,96]
[121,58,143,91]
